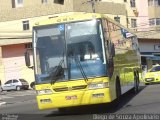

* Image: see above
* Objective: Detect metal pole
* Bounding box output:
[91,0,95,13]
[83,0,96,13]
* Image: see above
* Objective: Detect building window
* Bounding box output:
[17,0,23,4]
[25,43,32,49]
[148,0,154,6]
[12,0,23,8]
[114,16,120,23]
[130,0,136,7]
[149,18,160,26]
[149,19,155,26]
[22,20,30,30]
[158,0,160,5]
[54,0,64,4]
[148,0,160,6]
[124,0,127,2]
[131,19,137,28]
[156,18,160,25]
[42,0,48,4]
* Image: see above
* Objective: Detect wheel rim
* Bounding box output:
[17,86,20,91]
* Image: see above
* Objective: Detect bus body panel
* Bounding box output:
[35,77,113,110]
[37,88,111,110]
[31,12,141,111]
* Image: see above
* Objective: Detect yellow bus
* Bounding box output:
[25,13,141,111]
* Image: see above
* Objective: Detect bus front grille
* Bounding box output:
[53,85,87,92]
[72,85,87,90]
[53,87,68,92]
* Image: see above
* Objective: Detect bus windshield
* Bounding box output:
[34,19,107,84]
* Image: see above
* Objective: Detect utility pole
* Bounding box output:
[91,0,96,13]
[83,0,96,13]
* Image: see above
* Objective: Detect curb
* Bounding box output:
[0,102,6,106]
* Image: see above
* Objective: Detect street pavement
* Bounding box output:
[0,83,144,107]
[1,84,160,120]
[0,90,36,106]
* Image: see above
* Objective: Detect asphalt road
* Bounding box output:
[1,84,160,120]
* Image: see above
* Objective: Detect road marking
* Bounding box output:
[0,102,6,106]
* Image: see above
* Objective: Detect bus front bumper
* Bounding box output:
[36,88,112,110]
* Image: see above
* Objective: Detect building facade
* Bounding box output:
[0,0,74,85]
[0,0,141,85]
[136,0,160,68]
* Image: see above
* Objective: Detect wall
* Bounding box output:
[72,0,127,26]
[137,0,149,31]
[139,39,160,53]
[148,6,160,18]
[0,0,73,22]
[1,44,34,85]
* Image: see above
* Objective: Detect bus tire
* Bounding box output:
[136,71,140,85]
[58,108,69,114]
[145,83,149,85]
[112,78,121,107]
[134,72,139,94]
[116,79,121,102]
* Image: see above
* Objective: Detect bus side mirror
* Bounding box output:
[25,51,31,67]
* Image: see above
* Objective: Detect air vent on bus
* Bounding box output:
[72,85,87,90]
[53,87,68,92]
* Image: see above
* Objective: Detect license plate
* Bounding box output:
[92,93,104,98]
[65,95,77,100]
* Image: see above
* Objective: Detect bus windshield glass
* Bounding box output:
[34,19,107,84]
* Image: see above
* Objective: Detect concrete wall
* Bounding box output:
[72,0,127,26]
[136,0,149,31]
[148,6,160,18]
[139,39,160,53]
[1,44,34,86]
[0,0,73,22]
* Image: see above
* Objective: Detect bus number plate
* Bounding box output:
[65,95,77,100]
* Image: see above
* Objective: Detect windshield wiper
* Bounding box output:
[48,60,64,85]
[74,55,88,83]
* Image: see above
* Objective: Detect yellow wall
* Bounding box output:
[0,47,5,84]
[148,6,160,18]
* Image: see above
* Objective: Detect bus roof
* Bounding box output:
[34,12,102,27]
[34,12,136,36]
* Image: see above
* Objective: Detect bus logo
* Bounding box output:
[58,25,64,31]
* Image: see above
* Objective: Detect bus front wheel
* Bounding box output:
[58,108,71,114]
[134,72,139,94]
[112,79,121,108]
[116,79,121,102]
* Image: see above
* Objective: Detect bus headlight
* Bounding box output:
[88,82,109,90]
[36,89,53,95]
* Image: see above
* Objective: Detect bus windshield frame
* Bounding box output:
[33,19,108,84]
